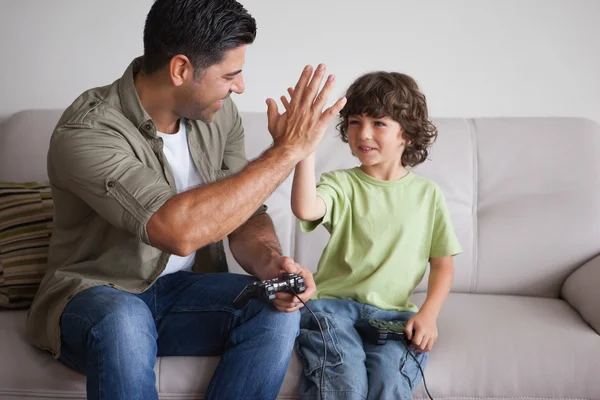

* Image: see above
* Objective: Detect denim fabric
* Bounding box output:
[59,271,300,400]
[296,298,428,400]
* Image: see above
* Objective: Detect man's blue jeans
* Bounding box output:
[296,299,428,400]
[58,271,300,400]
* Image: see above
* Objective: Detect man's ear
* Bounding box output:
[168,55,194,87]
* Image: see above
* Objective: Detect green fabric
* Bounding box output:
[301,167,462,312]
[0,183,53,308]
[26,57,265,358]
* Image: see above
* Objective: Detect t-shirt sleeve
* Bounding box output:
[300,171,346,233]
[430,186,463,258]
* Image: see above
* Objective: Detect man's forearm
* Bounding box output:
[228,213,282,280]
[147,145,298,256]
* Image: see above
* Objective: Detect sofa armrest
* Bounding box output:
[561,254,600,334]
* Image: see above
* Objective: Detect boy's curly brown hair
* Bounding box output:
[337,71,438,167]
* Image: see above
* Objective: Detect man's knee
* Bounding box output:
[242,300,300,345]
[62,286,156,351]
[260,304,300,337]
[93,301,156,345]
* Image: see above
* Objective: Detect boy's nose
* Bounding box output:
[359,127,373,140]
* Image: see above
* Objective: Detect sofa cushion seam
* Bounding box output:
[467,118,479,293]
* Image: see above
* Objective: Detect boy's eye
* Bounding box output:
[349,120,360,125]
[374,121,386,127]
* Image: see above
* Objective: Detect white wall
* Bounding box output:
[1,0,599,123]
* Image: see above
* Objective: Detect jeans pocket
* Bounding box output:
[399,347,428,390]
[296,313,344,377]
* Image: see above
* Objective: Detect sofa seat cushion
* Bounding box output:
[0,310,86,399]
[0,309,301,400]
[411,292,600,400]
[1,292,598,399]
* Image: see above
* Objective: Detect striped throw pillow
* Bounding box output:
[0,183,53,308]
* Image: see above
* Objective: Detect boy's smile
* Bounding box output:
[347,114,407,180]
[357,145,378,153]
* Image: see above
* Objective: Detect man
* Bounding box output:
[25,0,346,399]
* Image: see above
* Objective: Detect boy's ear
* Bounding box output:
[398,125,405,138]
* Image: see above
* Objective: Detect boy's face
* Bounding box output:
[347,114,406,169]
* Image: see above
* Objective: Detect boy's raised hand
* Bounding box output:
[266,64,346,161]
[405,310,439,353]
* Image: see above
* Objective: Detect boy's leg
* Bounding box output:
[152,271,300,400]
[296,299,368,400]
[363,340,428,400]
[362,310,428,400]
[59,285,159,400]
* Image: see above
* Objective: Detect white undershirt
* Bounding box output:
[157,119,204,277]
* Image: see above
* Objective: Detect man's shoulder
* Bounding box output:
[55,80,125,133]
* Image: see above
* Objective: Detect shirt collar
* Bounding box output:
[117,57,157,136]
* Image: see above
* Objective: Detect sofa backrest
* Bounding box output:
[2,109,600,298]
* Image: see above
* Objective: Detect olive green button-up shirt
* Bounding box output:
[26,58,265,358]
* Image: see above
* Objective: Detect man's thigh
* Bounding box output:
[59,285,156,374]
[153,271,261,356]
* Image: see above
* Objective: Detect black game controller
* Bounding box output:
[233,273,306,309]
[356,319,408,345]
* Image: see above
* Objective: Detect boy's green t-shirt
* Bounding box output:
[301,167,462,312]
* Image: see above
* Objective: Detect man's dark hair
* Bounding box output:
[142,0,257,75]
[338,71,438,167]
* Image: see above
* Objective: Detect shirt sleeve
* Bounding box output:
[221,99,267,217]
[221,98,248,175]
[300,171,347,233]
[48,126,175,245]
[429,186,463,258]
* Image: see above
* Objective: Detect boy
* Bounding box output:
[291,71,462,399]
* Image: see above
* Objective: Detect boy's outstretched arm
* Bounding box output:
[291,152,326,221]
[405,256,455,353]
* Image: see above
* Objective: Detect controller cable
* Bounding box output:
[397,336,434,400]
[288,286,433,400]
[288,286,326,400]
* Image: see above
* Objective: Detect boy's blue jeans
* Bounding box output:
[58,271,300,400]
[296,298,428,400]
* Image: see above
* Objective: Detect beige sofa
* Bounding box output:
[1,109,599,400]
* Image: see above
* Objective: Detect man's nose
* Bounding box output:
[231,74,245,94]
